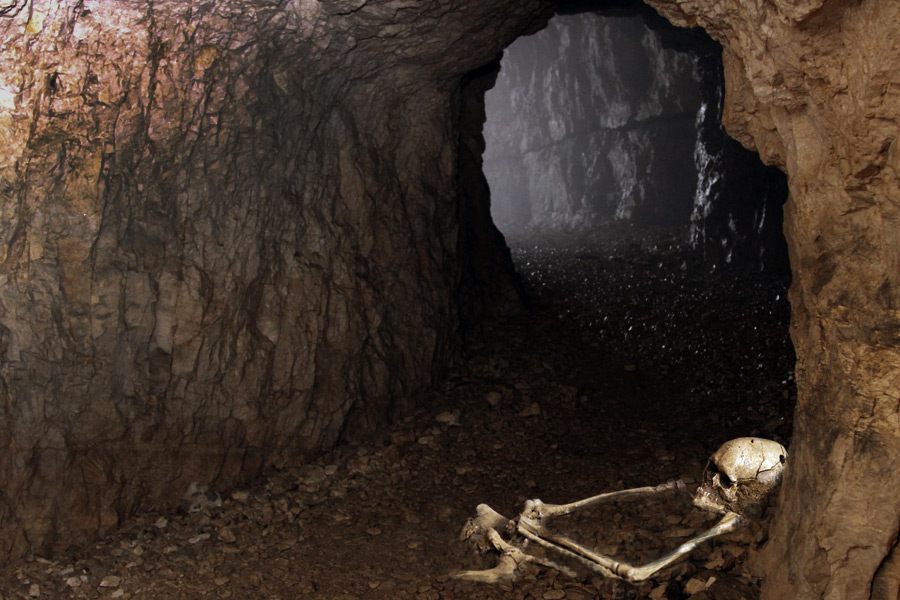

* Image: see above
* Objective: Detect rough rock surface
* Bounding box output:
[690,50,789,272]
[0,0,548,560]
[646,0,900,597]
[484,6,788,273]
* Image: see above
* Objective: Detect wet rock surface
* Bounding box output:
[0,230,794,599]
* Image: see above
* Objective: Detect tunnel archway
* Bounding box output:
[482,5,789,272]
[1,1,899,597]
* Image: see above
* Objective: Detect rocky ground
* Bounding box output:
[0,228,796,600]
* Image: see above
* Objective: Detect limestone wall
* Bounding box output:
[484,11,700,232]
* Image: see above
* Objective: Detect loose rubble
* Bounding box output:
[0,230,794,599]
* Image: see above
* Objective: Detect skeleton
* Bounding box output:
[455,437,787,583]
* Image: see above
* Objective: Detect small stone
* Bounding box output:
[684,576,714,595]
[154,516,168,529]
[65,576,82,588]
[189,533,211,544]
[230,490,250,503]
[99,575,121,587]
[518,402,541,417]
[649,583,668,598]
[366,527,382,536]
[213,576,229,586]
[324,464,338,475]
[217,527,236,543]
[485,391,501,407]
[435,410,460,426]
[28,583,40,598]
[111,590,125,598]
[542,590,566,599]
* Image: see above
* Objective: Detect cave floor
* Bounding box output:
[0,228,796,600]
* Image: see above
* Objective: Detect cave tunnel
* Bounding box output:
[1,0,900,598]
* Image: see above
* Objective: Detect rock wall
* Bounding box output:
[0,0,549,559]
[485,11,701,233]
[646,0,900,596]
[690,48,790,272]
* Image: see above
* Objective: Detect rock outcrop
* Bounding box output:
[0,0,548,559]
[646,0,900,596]
[483,6,788,272]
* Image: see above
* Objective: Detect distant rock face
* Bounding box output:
[484,9,789,271]
[485,12,701,233]
[690,48,790,271]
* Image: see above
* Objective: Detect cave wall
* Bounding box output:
[644,0,900,597]
[2,0,900,596]
[691,50,790,272]
[0,0,548,559]
[484,11,701,233]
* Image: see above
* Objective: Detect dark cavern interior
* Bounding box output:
[1,0,899,599]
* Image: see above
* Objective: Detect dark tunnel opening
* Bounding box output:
[478,2,797,432]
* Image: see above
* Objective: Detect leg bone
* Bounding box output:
[519,510,745,582]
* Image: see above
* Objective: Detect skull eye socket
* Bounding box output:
[716,470,734,488]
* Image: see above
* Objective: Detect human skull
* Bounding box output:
[693,437,787,518]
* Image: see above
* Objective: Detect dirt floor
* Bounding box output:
[0,228,796,600]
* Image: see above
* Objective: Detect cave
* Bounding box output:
[1,0,899,598]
